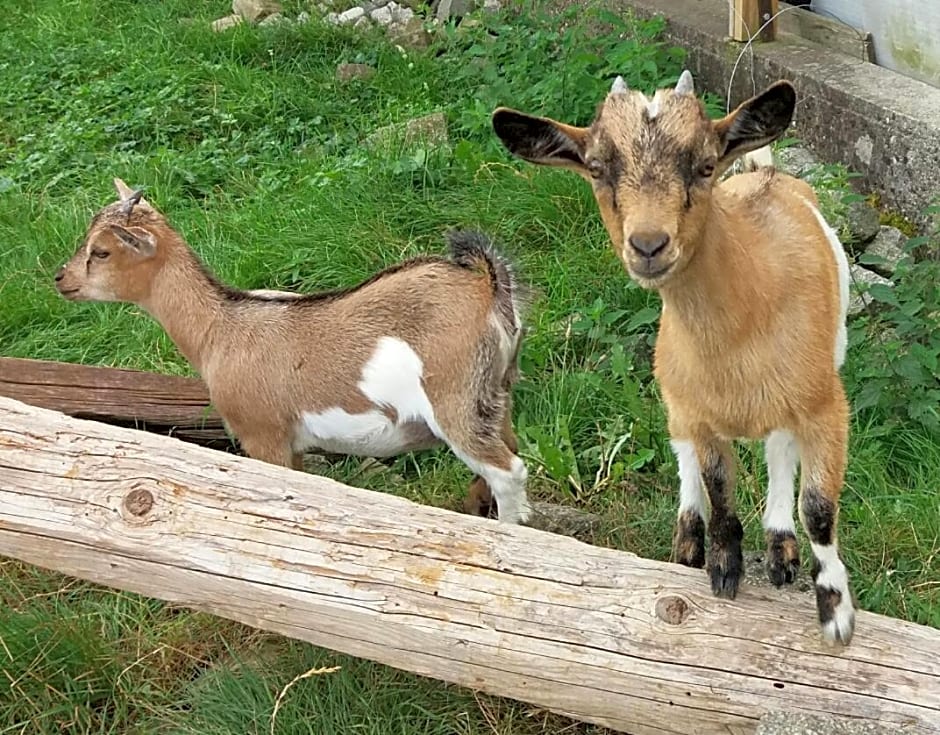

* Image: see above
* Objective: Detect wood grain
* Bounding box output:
[730,0,779,42]
[0,396,936,734]
[0,357,235,450]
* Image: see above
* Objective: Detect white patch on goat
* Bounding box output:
[810,542,856,643]
[801,198,849,369]
[297,407,429,457]
[299,336,531,523]
[297,336,441,457]
[358,336,440,427]
[488,312,516,376]
[763,430,798,535]
[455,450,531,525]
[246,288,303,300]
[671,439,705,518]
[646,90,663,120]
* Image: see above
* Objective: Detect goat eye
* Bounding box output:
[587,160,605,179]
[92,250,110,260]
[698,162,716,178]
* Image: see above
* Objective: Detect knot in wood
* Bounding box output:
[655,595,690,625]
[124,488,154,517]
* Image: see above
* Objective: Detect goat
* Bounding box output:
[491,72,855,643]
[55,179,532,524]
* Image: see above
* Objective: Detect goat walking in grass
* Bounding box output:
[492,72,855,642]
[55,179,532,524]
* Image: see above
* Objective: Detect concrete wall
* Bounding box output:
[601,0,940,226]
[814,0,940,88]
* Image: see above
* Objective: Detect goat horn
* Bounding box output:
[675,69,694,96]
[120,189,145,219]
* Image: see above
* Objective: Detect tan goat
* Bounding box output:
[55,179,532,524]
[492,73,855,643]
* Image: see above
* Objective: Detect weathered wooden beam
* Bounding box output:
[0,396,937,735]
[778,1,875,62]
[730,0,779,42]
[0,357,235,451]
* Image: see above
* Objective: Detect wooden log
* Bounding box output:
[0,396,937,735]
[730,0,779,42]
[0,357,235,451]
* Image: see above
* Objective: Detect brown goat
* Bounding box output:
[492,73,855,643]
[55,179,532,524]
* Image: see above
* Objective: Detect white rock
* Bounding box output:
[371,5,394,24]
[211,14,244,31]
[353,14,372,28]
[864,226,907,276]
[233,0,283,22]
[324,11,340,24]
[391,4,414,22]
[297,10,311,23]
[848,263,893,316]
[776,145,820,177]
[483,0,501,10]
[337,6,365,23]
[365,111,449,149]
[258,12,287,25]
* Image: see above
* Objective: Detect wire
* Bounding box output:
[725,2,808,113]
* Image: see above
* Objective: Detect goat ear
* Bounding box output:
[713,81,796,168]
[492,107,590,176]
[109,225,157,257]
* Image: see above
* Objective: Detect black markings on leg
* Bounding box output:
[702,452,743,599]
[708,514,744,598]
[811,558,843,626]
[815,586,843,626]
[674,510,706,568]
[765,530,800,586]
[801,486,836,545]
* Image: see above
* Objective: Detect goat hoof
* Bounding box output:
[673,511,706,568]
[767,557,800,587]
[707,545,743,599]
[766,530,800,586]
[677,544,706,569]
[816,584,856,645]
[812,552,856,645]
[497,497,532,525]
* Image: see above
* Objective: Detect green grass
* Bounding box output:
[0,1,938,733]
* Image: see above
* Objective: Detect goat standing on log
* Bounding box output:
[55,180,532,524]
[492,73,855,643]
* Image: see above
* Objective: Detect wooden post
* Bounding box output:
[0,357,235,451]
[0,396,937,735]
[730,0,780,42]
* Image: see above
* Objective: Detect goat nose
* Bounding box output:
[54,267,65,282]
[628,232,670,258]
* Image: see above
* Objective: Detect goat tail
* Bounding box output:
[446,229,522,335]
[742,145,775,172]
